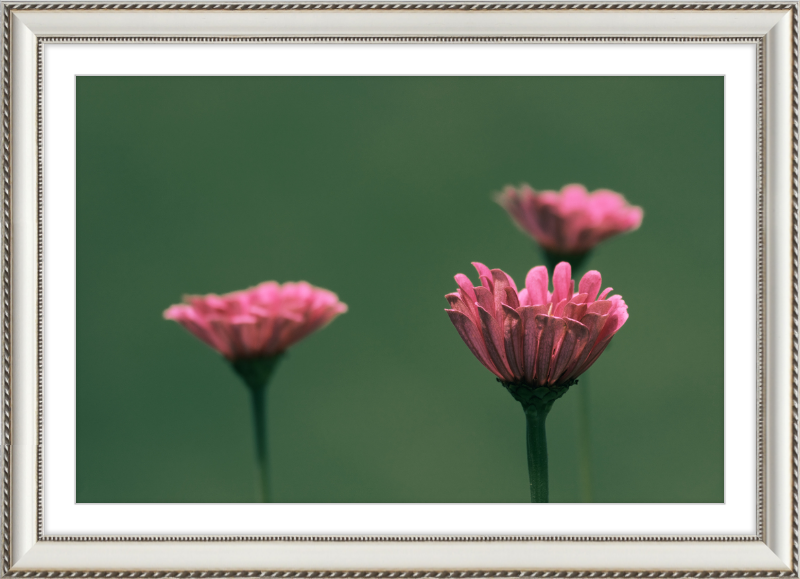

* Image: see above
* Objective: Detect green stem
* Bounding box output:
[523,402,551,503]
[248,383,270,503]
[576,377,593,502]
[232,354,283,503]
[504,382,573,503]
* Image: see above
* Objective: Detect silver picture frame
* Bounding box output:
[1,2,796,574]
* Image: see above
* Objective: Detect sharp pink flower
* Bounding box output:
[445,262,628,387]
[164,281,348,360]
[496,184,643,256]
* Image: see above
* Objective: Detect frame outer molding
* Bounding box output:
[8,7,37,575]
[1,2,797,575]
[765,6,796,572]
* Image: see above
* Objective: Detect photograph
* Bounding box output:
[5,2,796,574]
[75,75,724,504]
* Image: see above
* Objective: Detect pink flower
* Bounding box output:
[445,262,628,387]
[496,184,643,256]
[164,281,347,360]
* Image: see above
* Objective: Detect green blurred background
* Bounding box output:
[76,76,723,503]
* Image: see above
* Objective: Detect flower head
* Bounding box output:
[164,281,347,361]
[445,262,628,387]
[496,184,643,256]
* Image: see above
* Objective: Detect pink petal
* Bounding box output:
[251,315,278,355]
[573,300,628,375]
[628,206,644,229]
[495,187,535,236]
[548,318,589,385]
[445,293,475,321]
[454,273,477,304]
[502,305,524,380]
[477,305,514,382]
[519,308,545,383]
[560,183,589,204]
[209,319,240,358]
[562,312,607,379]
[578,271,602,303]
[446,310,501,378]
[173,315,233,359]
[474,286,495,318]
[504,286,520,309]
[163,304,191,321]
[596,298,629,343]
[574,336,614,377]
[231,320,260,355]
[564,301,588,320]
[570,292,588,305]
[517,288,530,307]
[534,316,567,386]
[457,287,480,321]
[259,315,296,356]
[587,300,614,315]
[472,262,494,290]
[491,269,513,319]
[518,304,550,318]
[525,266,549,306]
[552,262,572,305]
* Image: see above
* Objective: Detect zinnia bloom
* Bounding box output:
[445,261,627,388]
[496,183,643,257]
[164,280,346,503]
[164,281,347,361]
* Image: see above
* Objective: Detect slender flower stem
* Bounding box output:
[523,402,551,503]
[505,382,572,503]
[248,383,270,502]
[576,376,593,503]
[232,354,284,503]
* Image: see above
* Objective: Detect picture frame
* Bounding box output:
[2,1,796,574]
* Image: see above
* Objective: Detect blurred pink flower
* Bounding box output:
[496,184,643,256]
[164,281,347,360]
[445,262,628,387]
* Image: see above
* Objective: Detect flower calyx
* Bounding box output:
[498,378,578,414]
[232,353,285,390]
